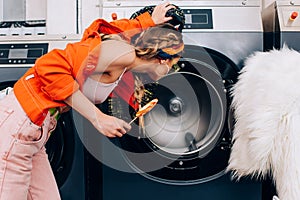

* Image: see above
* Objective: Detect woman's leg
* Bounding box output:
[28,111,60,200]
[0,92,53,199]
[27,146,60,200]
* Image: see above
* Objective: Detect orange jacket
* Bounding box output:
[14,13,155,126]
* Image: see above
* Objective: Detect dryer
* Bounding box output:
[80,1,264,199]
[0,35,85,200]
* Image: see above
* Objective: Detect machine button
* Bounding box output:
[290,11,298,20]
[111,13,118,20]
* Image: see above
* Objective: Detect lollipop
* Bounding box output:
[129,99,158,125]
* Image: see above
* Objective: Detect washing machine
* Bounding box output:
[263,0,300,50]
[78,1,264,199]
[0,35,86,200]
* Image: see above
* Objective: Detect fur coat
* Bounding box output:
[227,47,300,199]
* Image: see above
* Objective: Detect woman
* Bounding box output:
[70,23,184,138]
[0,2,184,199]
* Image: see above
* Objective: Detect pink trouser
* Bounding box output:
[0,92,61,200]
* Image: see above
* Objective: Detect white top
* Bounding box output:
[82,68,127,104]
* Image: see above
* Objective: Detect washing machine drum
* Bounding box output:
[144,71,224,156]
[115,45,239,184]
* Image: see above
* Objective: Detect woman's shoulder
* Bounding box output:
[93,40,135,74]
[101,40,134,52]
[100,40,135,65]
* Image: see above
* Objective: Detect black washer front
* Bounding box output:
[107,45,239,185]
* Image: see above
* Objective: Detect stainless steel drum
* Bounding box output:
[143,70,225,157]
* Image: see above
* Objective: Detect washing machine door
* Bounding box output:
[109,45,239,185]
[143,45,238,155]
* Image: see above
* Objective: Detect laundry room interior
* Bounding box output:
[0,0,299,199]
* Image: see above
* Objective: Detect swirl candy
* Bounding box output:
[136,98,158,117]
[129,99,158,124]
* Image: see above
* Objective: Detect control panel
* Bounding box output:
[101,1,262,32]
[0,43,48,65]
[0,34,81,67]
[183,9,213,29]
[103,7,213,29]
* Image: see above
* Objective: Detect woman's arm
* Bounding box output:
[35,43,131,138]
[64,89,131,138]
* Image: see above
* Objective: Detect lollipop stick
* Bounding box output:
[129,116,138,125]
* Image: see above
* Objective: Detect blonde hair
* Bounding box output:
[100,24,184,60]
[130,24,184,60]
[100,33,123,41]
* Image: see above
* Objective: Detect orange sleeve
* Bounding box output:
[108,12,155,30]
[81,13,155,41]
[34,42,84,101]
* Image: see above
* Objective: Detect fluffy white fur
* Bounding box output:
[227,46,300,200]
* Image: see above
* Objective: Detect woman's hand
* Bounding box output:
[91,112,131,138]
[64,90,131,138]
[151,2,176,24]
